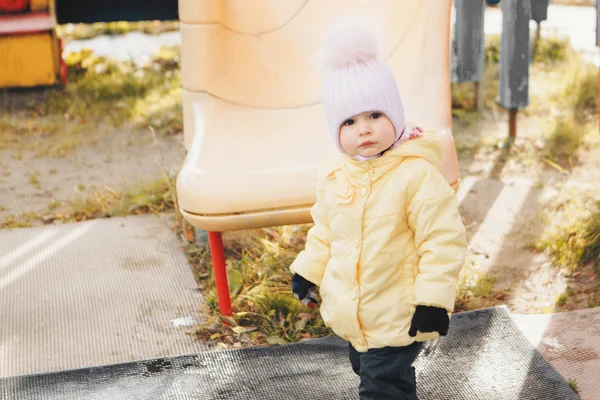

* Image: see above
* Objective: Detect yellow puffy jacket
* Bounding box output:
[290,132,467,352]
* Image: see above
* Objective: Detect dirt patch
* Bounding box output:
[0,122,184,223]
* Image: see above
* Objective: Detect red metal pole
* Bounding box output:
[208,231,232,317]
[509,109,517,138]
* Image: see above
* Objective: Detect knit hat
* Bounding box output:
[319,17,406,155]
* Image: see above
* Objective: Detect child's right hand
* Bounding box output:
[291,274,317,303]
[291,274,318,308]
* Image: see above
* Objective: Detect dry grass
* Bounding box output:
[535,191,600,310]
[0,176,176,228]
[186,227,332,347]
[0,45,182,159]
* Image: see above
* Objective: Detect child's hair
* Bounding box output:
[319,16,406,154]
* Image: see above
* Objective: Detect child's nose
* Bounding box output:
[358,121,371,136]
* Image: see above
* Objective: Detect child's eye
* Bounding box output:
[370,112,382,119]
[342,118,355,126]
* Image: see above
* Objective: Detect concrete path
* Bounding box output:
[0,214,207,378]
[513,308,600,400]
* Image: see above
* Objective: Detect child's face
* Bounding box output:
[339,111,396,158]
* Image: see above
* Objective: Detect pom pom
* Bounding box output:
[319,16,380,70]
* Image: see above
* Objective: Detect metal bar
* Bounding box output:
[208,231,233,318]
[509,109,518,138]
[531,0,549,24]
[499,0,531,137]
[450,0,486,83]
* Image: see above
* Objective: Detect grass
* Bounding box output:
[27,172,41,189]
[535,194,600,272]
[534,187,600,310]
[565,65,598,123]
[455,271,507,312]
[567,378,579,394]
[0,45,182,158]
[57,20,179,41]
[186,227,332,347]
[0,176,176,228]
[544,117,587,164]
[59,46,182,129]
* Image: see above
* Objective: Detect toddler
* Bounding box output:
[290,18,468,400]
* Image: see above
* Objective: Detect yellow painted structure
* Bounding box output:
[0,33,57,87]
[30,0,49,12]
[0,0,61,88]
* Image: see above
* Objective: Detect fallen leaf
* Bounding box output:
[294,315,310,331]
[184,227,195,242]
[228,269,243,295]
[231,326,247,335]
[266,336,287,345]
[231,325,257,335]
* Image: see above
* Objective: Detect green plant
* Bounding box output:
[571,67,598,123]
[455,273,506,312]
[545,117,585,162]
[533,37,569,64]
[567,378,579,394]
[484,35,500,65]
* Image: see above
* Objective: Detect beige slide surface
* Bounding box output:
[176,0,453,231]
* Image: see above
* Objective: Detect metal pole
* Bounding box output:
[474,81,484,111]
[499,0,531,138]
[509,109,518,138]
[208,231,233,318]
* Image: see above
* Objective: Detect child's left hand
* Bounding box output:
[408,305,450,337]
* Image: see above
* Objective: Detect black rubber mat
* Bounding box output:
[0,307,579,400]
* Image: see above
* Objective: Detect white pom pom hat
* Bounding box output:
[320,17,406,155]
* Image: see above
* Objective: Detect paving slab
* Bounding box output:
[0,215,208,378]
[513,307,600,400]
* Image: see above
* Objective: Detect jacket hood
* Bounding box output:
[386,132,443,173]
[320,131,444,179]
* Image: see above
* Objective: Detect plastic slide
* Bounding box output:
[176,0,457,232]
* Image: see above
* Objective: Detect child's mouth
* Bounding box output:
[360,141,376,147]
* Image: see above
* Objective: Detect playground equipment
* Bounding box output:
[0,0,66,88]
[0,0,179,89]
[176,0,458,317]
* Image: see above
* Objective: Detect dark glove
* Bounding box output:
[408,305,450,337]
[291,273,316,300]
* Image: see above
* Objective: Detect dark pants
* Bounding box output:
[349,342,423,400]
